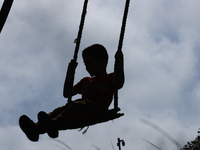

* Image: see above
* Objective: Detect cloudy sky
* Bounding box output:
[1,0,200,149]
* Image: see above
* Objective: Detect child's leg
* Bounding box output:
[48,105,68,119]
[36,102,78,138]
[35,100,93,137]
[53,100,94,130]
[19,105,68,141]
[37,111,59,138]
[35,105,68,134]
[19,115,39,142]
[34,105,68,135]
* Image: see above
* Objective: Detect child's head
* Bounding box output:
[82,44,109,76]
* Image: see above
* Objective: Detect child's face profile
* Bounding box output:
[83,54,106,77]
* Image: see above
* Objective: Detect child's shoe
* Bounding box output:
[19,115,39,142]
[37,111,58,138]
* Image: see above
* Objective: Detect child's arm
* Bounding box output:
[63,60,78,98]
[114,50,125,90]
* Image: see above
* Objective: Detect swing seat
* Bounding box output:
[66,108,124,130]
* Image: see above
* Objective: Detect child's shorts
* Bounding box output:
[48,99,101,130]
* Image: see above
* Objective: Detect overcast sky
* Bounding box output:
[1,0,200,149]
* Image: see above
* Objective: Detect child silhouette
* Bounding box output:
[19,44,124,142]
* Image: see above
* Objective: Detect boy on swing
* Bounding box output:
[19,44,124,142]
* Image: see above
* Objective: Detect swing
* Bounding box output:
[0,0,14,33]
[65,0,130,130]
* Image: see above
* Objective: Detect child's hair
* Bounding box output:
[82,44,109,67]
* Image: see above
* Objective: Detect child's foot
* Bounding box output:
[37,111,58,138]
[19,115,39,142]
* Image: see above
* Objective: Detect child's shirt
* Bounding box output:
[73,73,114,109]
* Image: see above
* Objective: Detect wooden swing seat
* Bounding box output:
[66,108,124,130]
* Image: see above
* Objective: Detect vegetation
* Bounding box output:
[181,129,200,150]
[52,128,200,150]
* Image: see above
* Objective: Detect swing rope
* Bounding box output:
[73,0,88,62]
[114,0,130,109]
[0,0,14,33]
[68,0,89,103]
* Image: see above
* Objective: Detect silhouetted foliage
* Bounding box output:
[181,129,200,150]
